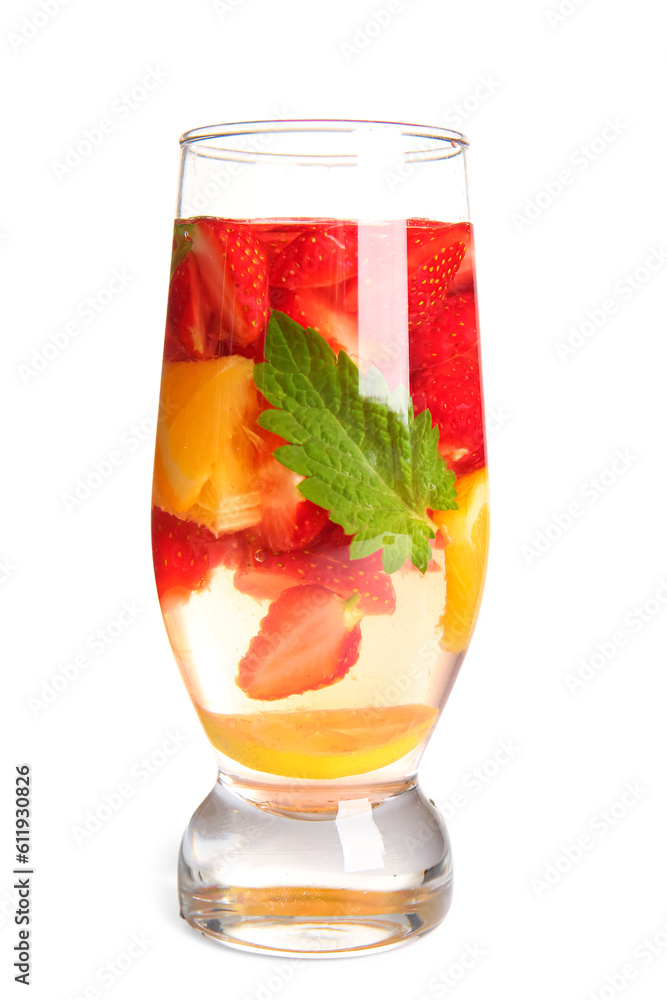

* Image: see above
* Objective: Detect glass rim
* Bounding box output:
[179,119,469,163]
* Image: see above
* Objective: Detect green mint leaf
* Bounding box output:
[254,311,458,574]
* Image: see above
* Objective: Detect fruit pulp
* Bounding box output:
[152,216,488,781]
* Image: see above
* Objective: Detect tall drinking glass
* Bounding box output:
[151,120,488,956]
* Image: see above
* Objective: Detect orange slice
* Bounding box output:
[197,705,438,779]
[153,357,266,532]
[433,467,489,652]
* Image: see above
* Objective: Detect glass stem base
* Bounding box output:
[178,773,453,957]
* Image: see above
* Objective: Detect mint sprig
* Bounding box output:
[254,311,457,574]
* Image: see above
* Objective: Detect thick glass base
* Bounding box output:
[178,774,453,957]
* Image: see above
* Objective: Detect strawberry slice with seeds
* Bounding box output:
[165,219,269,360]
[193,219,269,348]
[237,584,363,701]
[289,500,331,550]
[447,224,475,295]
[165,250,211,360]
[234,533,396,615]
[151,507,242,601]
[407,224,468,334]
[411,355,485,476]
[248,497,331,554]
[270,286,358,356]
[253,224,301,267]
[152,507,216,600]
[410,292,478,373]
[270,224,358,289]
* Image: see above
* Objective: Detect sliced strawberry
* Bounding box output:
[407,224,468,334]
[342,223,473,323]
[165,250,210,360]
[193,219,269,348]
[411,355,485,476]
[270,286,358,356]
[163,326,195,362]
[248,497,330,554]
[237,584,363,701]
[165,219,269,360]
[410,292,478,373]
[234,531,396,615]
[289,500,331,549]
[151,507,242,601]
[341,275,358,311]
[253,224,301,267]
[447,224,475,295]
[270,224,358,289]
[152,507,215,599]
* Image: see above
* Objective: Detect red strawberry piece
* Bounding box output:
[163,326,195,362]
[270,286,358,356]
[234,534,396,615]
[411,355,485,476]
[270,224,358,289]
[151,507,243,600]
[289,500,331,550]
[254,225,303,268]
[165,219,269,360]
[194,219,269,348]
[248,498,330,554]
[152,507,215,599]
[165,250,211,360]
[410,292,478,373]
[342,223,473,322]
[407,224,468,334]
[341,274,359,311]
[237,584,363,701]
[447,224,475,295]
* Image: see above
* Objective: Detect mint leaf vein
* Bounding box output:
[254,310,457,574]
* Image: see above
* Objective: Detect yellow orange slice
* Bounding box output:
[433,467,489,652]
[153,357,266,531]
[197,705,438,779]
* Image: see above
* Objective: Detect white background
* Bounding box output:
[3,1,667,998]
